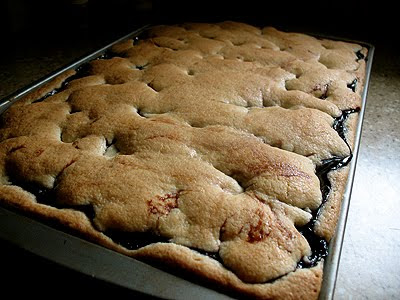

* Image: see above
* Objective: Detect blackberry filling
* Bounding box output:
[98,49,119,60]
[347,79,358,92]
[297,109,358,268]
[193,248,222,262]
[31,62,92,103]
[133,36,140,46]
[297,155,351,268]
[333,108,360,140]
[104,230,169,250]
[31,89,59,104]
[356,50,365,61]
[8,178,95,219]
[105,230,223,264]
[135,63,149,70]
[297,228,328,268]
[30,37,136,104]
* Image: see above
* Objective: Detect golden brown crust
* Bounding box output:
[345,112,361,150]
[0,21,368,299]
[313,167,350,241]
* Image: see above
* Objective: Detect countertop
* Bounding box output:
[334,43,400,298]
[0,18,399,298]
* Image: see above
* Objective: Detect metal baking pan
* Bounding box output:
[0,24,374,299]
[315,34,374,300]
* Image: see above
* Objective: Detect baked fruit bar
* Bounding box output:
[0,21,368,299]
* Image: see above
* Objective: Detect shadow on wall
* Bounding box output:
[1,0,397,46]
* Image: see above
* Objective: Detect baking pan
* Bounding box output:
[319,40,374,300]
[0,24,375,299]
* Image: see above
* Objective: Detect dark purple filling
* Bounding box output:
[333,108,360,140]
[297,227,328,268]
[297,108,358,268]
[296,154,351,269]
[133,36,140,46]
[29,30,150,104]
[10,179,55,205]
[99,49,119,60]
[31,63,91,104]
[104,230,169,250]
[356,50,365,61]
[192,248,222,262]
[7,179,96,220]
[347,79,358,92]
[31,50,119,104]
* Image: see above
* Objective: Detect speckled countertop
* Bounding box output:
[335,44,400,298]
[0,28,399,299]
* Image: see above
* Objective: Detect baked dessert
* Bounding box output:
[0,21,368,299]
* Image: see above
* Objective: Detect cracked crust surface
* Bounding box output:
[0,22,367,299]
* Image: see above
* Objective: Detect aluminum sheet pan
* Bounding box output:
[0,25,375,299]
[319,40,374,299]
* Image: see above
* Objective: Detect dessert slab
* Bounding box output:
[0,23,374,299]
